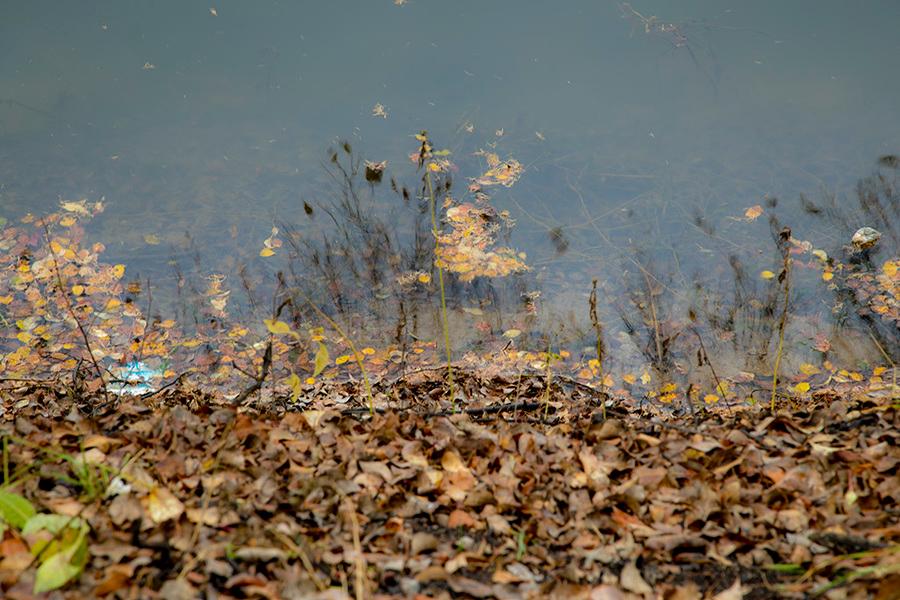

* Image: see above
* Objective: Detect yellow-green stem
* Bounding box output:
[426,166,455,402]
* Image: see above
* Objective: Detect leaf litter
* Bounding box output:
[0,376,897,598]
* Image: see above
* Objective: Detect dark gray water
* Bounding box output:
[2,1,898,387]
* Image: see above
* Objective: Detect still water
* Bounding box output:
[2,1,898,391]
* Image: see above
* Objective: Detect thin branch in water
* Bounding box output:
[42,220,109,404]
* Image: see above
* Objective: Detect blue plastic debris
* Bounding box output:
[109,361,164,395]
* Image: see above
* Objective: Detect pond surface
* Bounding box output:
[2,1,898,397]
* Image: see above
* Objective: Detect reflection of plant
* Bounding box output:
[797,162,899,362]
[417,132,455,399]
[770,226,793,411]
[619,259,681,374]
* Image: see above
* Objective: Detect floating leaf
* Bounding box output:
[744,205,764,220]
[502,329,522,339]
[259,247,275,257]
[263,319,293,336]
[760,270,776,280]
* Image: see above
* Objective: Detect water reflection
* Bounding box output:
[1,1,898,403]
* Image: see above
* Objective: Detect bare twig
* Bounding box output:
[42,221,109,404]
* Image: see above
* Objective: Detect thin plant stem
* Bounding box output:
[589,279,607,420]
[424,142,455,403]
[301,291,374,414]
[771,231,792,412]
[542,338,554,419]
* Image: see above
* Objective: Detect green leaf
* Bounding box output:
[32,520,89,593]
[313,343,329,377]
[0,491,36,529]
[22,513,84,536]
[33,545,83,593]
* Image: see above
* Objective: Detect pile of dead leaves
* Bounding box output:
[0,379,897,599]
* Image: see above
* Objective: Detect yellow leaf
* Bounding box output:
[106,298,122,310]
[16,331,32,344]
[285,373,302,401]
[760,270,775,280]
[884,260,899,278]
[417,273,432,284]
[59,200,91,216]
[811,249,828,262]
[335,355,350,365]
[143,234,161,245]
[71,285,85,296]
[112,264,126,279]
[0,295,12,305]
[263,319,293,336]
[793,381,810,393]
[704,394,719,404]
[623,373,636,385]
[660,382,677,394]
[640,370,651,385]
[799,363,820,376]
[361,347,375,356]
[305,377,316,385]
[143,486,184,524]
[502,329,521,339]
[313,343,329,377]
[59,216,77,227]
[602,374,614,387]
[259,247,275,257]
[822,270,833,281]
[744,205,764,220]
[873,366,887,377]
